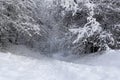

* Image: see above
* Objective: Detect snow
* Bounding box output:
[0,46,120,80]
[69,0,103,44]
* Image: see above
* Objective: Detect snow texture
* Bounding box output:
[0,46,120,80]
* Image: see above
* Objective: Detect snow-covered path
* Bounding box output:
[0,46,120,80]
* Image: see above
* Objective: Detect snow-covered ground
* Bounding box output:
[0,45,120,80]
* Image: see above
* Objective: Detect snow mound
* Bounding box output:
[0,46,120,80]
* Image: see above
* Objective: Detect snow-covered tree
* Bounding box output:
[0,0,120,54]
[0,0,48,49]
[59,0,116,54]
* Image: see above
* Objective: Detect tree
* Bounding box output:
[0,0,47,48]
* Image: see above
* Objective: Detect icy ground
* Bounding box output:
[0,45,120,80]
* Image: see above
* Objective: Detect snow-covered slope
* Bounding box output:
[0,46,120,80]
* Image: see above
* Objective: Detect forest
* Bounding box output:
[0,0,120,54]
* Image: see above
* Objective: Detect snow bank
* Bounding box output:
[0,46,120,80]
